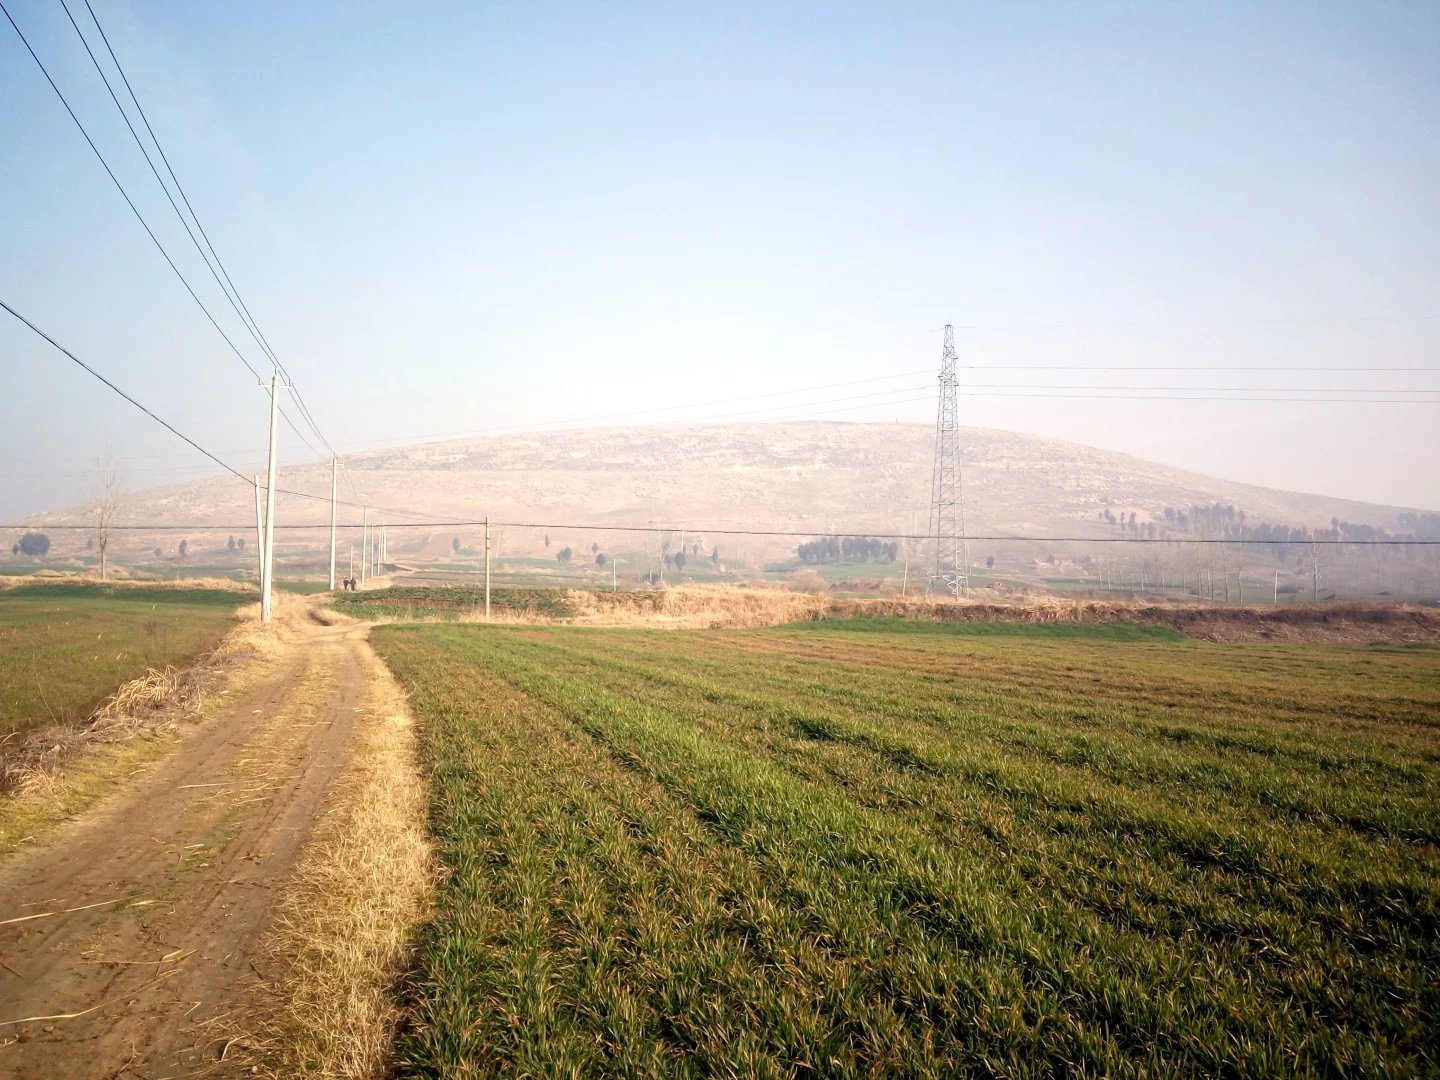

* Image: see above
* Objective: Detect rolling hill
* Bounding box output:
[18,421,1429,569]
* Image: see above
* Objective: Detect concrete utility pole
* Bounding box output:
[328,459,337,591]
[613,557,621,592]
[261,373,281,623]
[253,476,265,592]
[1274,568,1279,605]
[348,543,354,583]
[484,518,492,620]
[361,507,369,586]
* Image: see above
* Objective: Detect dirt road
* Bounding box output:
[0,613,370,1078]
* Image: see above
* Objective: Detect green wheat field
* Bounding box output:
[372,619,1440,1078]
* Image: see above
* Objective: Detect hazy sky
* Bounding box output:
[2,0,1437,522]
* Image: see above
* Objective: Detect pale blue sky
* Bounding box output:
[2,0,1437,520]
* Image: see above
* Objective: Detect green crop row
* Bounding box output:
[0,584,248,738]
[373,620,1440,1078]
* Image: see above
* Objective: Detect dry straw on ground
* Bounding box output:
[249,637,434,1079]
[0,594,289,805]
[332,582,1440,641]
[566,585,829,628]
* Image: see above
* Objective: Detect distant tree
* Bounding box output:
[692,543,698,555]
[556,546,572,563]
[595,552,607,568]
[18,532,50,557]
[9,544,16,556]
[711,547,720,566]
[86,537,95,551]
[985,555,995,569]
[236,537,245,551]
[674,550,686,571]
[227,535,237,552]
[544,534,551,548]
[178,539,188,559]
[452,536,461,553]
[154,547,164,559]
[91,452,124,581]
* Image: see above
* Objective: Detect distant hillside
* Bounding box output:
[26,421,1425,537]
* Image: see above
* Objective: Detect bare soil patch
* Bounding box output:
[0,608,370,1077]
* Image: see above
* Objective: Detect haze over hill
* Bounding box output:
[26,422,1426,543]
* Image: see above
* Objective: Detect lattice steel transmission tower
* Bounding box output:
[927,324,968,597]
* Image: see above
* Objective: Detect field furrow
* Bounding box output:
[374,621,1440,1078]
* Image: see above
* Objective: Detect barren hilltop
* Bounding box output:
[32,421,1423,537]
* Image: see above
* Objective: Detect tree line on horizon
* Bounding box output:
[796,535,900,565]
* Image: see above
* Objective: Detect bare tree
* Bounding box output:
[91,452,124,582]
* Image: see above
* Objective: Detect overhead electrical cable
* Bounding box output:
[1,297,253,483]
[953,383,1440,393]
[0,300,383,516]
[958,364,1440,372]
[339,369,937,451]
[9,0,357,512]
[56,0,275,370]
[8,515,1436,545]
[69,0,351,473]
[76,0,284,374]
[2,0,265,381]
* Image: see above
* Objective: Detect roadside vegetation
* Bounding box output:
[333,585,577,621]
[372,619,1439,1077]
[0,583,250,740]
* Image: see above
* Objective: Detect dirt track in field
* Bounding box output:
[0,609,369,1078]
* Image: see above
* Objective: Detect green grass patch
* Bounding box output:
[0,584,247,739]
[793,614,1185,641]
[275,579,334,595]
[374,622,1440,1077]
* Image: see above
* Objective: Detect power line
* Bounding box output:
[1,297,252,484]
[7,517,1437,545]
[955,383,1440,393]
[2,296,371,515]
[959,365,1440,372]
[13,0,354,498]
[70,0,353,477]
[338,369,937,451]
[956,391,1440,404]
[2,0,267,382]
[55,0,277,374]
[75,0,285,376]
[956,315,1440,331]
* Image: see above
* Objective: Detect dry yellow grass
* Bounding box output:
[564,584,830,628]
[0,594,295,849]
[250,633,434,1079]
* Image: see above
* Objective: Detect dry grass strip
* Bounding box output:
[0,599,288,801]
[248,637,434,1078]
[0,597,300,856]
